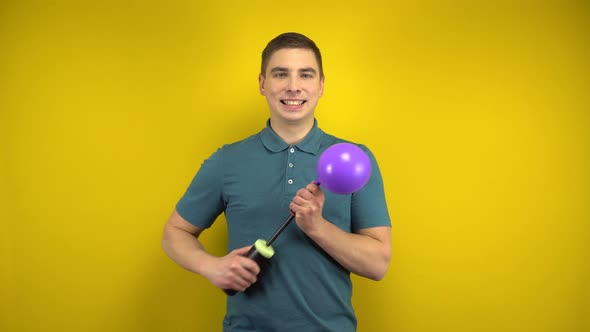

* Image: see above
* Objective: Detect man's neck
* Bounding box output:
[270,118,314,145]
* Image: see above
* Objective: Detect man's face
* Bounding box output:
[259,48,324,125]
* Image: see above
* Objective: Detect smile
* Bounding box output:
[281,100,306,106]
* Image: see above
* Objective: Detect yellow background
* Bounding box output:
[1,1,588,331]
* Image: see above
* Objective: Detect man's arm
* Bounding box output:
[290,183,391,280]
[302,222,391,281]
[161,210,261,292]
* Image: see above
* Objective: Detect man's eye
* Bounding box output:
[274,73,287,78]
[302,74,313,79]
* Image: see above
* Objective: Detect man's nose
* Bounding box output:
[286,77,301,92]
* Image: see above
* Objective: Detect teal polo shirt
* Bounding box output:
[177,119,390,332]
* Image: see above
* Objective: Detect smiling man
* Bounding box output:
[162,32,391,332]
[260,47,324,132]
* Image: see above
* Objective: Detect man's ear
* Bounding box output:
[259,74,265,95]
[319,76,325,97]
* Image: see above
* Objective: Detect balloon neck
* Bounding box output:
[313,180,320,185]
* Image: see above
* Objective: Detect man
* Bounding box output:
[162,32,391,331]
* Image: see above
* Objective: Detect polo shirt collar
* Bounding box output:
[260,119,323,155]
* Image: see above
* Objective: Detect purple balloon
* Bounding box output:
[316,143,372,194]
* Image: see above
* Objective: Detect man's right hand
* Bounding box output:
[205,246,261,292]
[161,211,261,292]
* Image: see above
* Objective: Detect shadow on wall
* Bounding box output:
[133,217,229,332]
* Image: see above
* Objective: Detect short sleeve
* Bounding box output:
[350,145,391,231]
[176,148,226,229]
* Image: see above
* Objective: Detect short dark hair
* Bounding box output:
[261,32,324,78]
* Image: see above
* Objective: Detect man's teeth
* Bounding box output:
[283,100,304,106]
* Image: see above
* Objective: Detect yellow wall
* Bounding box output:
[1,1,588,331]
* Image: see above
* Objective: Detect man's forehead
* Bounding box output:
[267,48,319,69]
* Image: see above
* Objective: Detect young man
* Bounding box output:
[162,32,391,331]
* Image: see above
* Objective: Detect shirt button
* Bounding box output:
[288,179,294,184]
[289,148,295,153]
[288,163,294,168]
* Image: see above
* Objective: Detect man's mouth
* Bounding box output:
[281,100,306,106]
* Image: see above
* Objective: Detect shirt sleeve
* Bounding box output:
[350,145,391,231]
[176,148,226,229]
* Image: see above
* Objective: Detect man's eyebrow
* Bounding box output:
[299,67,317,74]
[269,67,318,74]
[270,67,289,73]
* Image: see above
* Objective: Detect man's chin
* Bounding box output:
[271,111,312,124]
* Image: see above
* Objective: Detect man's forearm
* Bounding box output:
[161,224,214,276]
[306,222,391,280]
